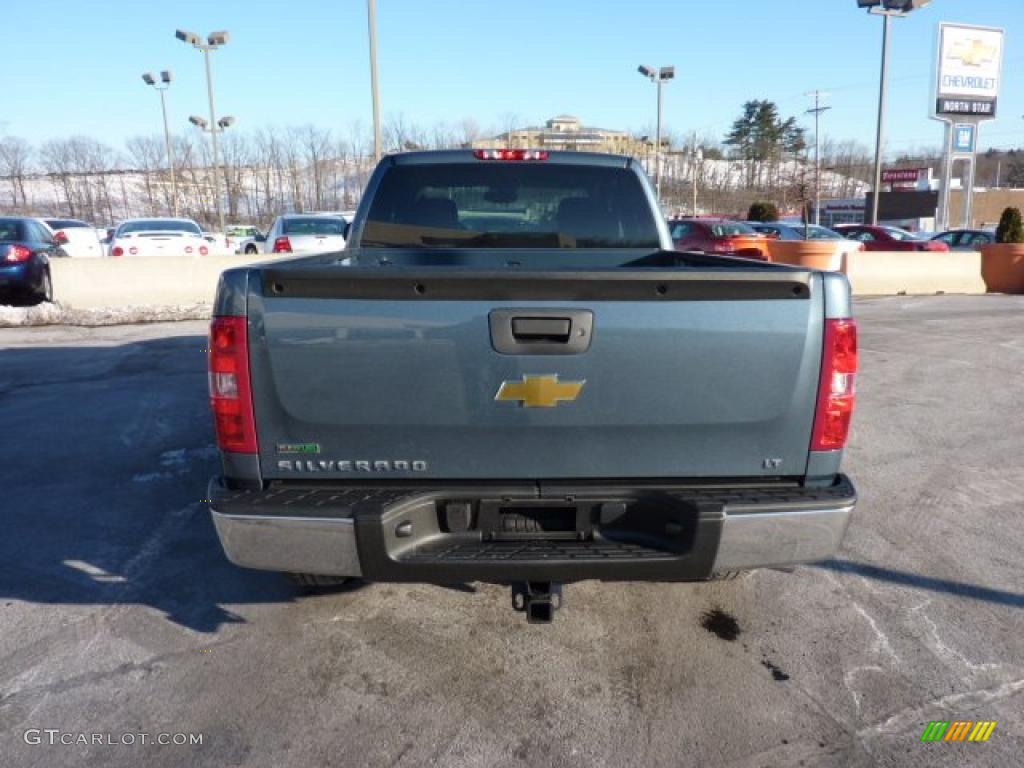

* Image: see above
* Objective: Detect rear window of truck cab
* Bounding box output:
[360,163,660,248]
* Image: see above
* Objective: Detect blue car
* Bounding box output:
[0,217,57,305]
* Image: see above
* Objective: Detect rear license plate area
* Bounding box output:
[482,504,583,541]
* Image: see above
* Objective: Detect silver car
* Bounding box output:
[263,214,346,256]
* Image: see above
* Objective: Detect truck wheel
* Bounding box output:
[285,573,349,588]
[245,244,258,255]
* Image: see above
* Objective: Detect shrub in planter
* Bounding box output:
[980,207,1024,293]
[746,202,779,223]
[995,206,1024,244]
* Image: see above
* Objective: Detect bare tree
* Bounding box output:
[0,136,32,210]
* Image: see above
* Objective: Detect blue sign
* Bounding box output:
[954,124,976,153]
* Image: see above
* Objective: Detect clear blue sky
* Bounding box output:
[5,0,1023,156]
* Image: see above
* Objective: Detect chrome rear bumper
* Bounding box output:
[210,479,855,580]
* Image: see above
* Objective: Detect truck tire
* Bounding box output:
[285,573,349,588]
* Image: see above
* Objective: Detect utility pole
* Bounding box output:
[368,0,382,162]
[871,13,892,226]
[806,91,831,227]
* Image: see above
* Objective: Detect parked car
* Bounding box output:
[747,221,866,258]
[201,232,237,257]
[834,224,950,252]
[108,218,209,257]
[669,218,770,259]
[263,213,347,255]
[226,225,266,255]
[931,229,994,251]
[0,217,56,305]
[43,218,103,258]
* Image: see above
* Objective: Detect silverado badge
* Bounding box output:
[495,375,585,408]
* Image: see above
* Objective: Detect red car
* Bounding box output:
[669,218,770,260]
[834,224,950,252]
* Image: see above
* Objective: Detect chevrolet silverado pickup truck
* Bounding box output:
[207,149,857,623]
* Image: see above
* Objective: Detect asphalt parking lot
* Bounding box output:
[1,295,1022,767]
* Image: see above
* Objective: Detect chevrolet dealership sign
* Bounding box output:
[934,23,1004,117]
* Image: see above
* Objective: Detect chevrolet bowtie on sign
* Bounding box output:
[920,720,997,743]
[495,375,585,408]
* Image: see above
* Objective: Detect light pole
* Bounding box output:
[806,91,831,226]
[638,65,674,201]
[692,147,703,216]
[367,0,382,161]
[176,29,231,234]
[142,70,179,217]
[188,115,236,225]
[857,0,932,225]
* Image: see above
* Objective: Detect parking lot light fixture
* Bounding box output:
[142,70,179,216]
[637,64,675,202]
[858,0,932,224]
[189,115,209,129]
[175,29,202,46]
[176,27,231,234]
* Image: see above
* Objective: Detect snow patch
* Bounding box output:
[0,302,212,327]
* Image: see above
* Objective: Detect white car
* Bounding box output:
[43,218,104,258]
[109,218,209,257]
[263,214,346,256]
[201,231,237,257]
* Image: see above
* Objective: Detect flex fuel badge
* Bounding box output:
[276,443,321,455]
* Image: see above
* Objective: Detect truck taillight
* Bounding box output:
[111,246,124,257]
[272,236,292,253]
[811,318,858,451]
[473,149,549,161]
[209,316,258,454]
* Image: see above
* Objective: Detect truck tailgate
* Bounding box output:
[247,266,823,480]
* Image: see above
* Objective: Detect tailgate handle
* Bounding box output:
[511,317,571,343]
[490,309,593,355]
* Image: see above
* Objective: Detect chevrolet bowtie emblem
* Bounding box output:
[949,38,997,67]
[495,375,585,408]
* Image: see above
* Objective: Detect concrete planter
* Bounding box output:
[766,240,844,271]
[980,243,1024,294]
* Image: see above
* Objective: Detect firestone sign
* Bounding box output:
[934,23,1004,117]
[881,168,926,184]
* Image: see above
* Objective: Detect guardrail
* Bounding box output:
[45,250,987,311]
[841,251,985,296]
[48,255,269,309]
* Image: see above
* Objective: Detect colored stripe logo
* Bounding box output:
[921,720,996,742]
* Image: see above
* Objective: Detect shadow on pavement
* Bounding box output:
[0,332,366,634]
[813,558,1023,609]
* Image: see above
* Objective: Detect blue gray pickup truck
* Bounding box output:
[207,149,857,622]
